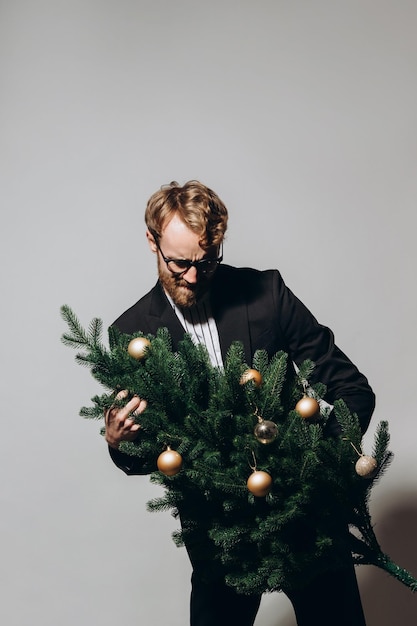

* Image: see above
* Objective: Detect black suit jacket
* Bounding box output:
[109,264,375,475]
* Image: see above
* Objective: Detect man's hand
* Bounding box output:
[104,390,147,450]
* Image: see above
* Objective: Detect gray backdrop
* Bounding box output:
[1,1,416,624]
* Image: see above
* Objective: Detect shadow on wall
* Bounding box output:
[258,489,417,626]
[359,489,417,626]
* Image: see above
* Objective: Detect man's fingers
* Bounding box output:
[105,393,147,427]
[105,390,128,423]
[127,423,141,433]
[130,398,147,417]
[125,395,142,414]
[104,392,146,453]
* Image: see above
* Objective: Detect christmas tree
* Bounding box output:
[61,304,417,595]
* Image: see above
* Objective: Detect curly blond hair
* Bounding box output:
[145,180,228,248]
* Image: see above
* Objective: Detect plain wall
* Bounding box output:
[1,1,416,624]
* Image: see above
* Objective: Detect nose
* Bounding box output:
[183,265,198,284]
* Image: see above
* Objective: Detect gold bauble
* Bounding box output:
[254,419,278,444]
[240,368,263,387]
[157,447,183,476]
[127,337,151,360]
[355,455,378,478]
[247,470,272,497]
[295,396,320,419]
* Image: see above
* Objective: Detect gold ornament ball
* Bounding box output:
[240,368,263,387]
[157,447,183,476]
[295,396,320,419]
[247,470,272,497]
[127,337,151,360]
[254,420,278,444]
[355,455,378,478]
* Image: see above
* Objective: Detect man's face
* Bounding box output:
[147,214,220,308]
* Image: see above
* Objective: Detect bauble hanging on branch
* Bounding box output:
[247,470,272,497]
[347,439,378,479]
[355,455,378,479]
[254,417,278,444]
[157,446,183,476]
[240,368,263,387]
[295,395,320,420]
[128,336,151,360]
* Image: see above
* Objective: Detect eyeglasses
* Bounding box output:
[154,238,223,277]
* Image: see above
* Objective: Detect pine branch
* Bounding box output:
[61,305,417,596]
[60,305,90,347]
[259,351,287,420]
[296,359,316,387]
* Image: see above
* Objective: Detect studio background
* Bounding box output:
[1,1,416,625]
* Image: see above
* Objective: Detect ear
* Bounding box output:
[146,230,158,254]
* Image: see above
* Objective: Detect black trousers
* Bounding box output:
[190,561,366,626]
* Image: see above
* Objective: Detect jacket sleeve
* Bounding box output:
[108,443,157,476]
[272,271,375,435]
[106,292,158,476]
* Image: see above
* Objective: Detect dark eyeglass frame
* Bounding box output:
[152,235,223,278]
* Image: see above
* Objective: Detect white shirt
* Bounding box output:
[164,291,224,369]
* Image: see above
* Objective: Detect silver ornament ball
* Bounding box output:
[254,420,278,444]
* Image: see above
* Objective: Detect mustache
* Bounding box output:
[180,280,197,290]
[176,277,206,290]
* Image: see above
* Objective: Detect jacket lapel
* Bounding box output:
[145,281,186,349]
[211,266,252,364]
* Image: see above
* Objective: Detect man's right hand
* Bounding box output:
[104,390,147,450]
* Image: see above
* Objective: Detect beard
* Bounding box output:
[157,259,212,308]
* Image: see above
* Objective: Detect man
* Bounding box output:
[105,180,375,626]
